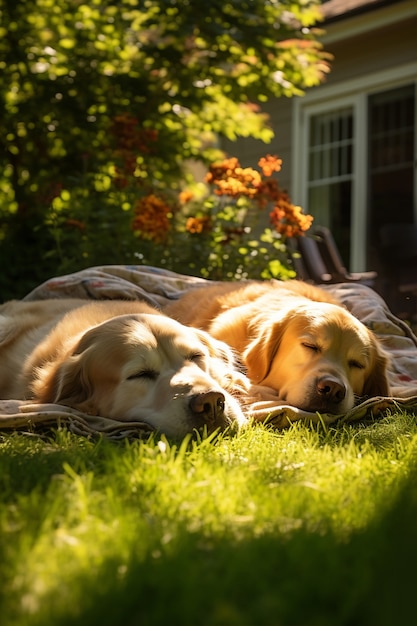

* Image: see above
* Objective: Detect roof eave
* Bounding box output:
[319,0,417,44]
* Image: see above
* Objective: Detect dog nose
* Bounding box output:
[316,376,346,403]
[189,391,225,423]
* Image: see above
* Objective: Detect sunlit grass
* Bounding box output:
[1,411,417,625]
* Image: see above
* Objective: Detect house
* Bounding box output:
[227,0,417,318]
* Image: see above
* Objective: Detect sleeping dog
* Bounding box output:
[166,280,390,414]
[0,299,249,437]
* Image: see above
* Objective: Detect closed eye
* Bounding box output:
[302,342,320,353]
[127,370,158,381]
[187,352,205,362]
[349,360,365,370]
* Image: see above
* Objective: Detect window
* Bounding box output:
[307,107,354,264]
[368,84,415,243]
[294,68,416,272]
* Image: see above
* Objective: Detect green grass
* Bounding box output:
[1,411,417,626]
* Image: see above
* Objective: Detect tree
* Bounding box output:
[0,0,330,298]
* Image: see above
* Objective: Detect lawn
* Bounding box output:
[1,411,417,626]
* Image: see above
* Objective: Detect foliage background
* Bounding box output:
[0,0,330,299]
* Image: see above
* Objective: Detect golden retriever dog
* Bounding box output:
[165,280,390,414]
[0,299,249,437]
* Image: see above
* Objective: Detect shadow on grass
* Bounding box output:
[22,465,417,626]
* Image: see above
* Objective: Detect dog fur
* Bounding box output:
[0,298,249,437]
[165,280,390,414]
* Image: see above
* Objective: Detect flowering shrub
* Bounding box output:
[131,154,313,280]
[41,138,313,289]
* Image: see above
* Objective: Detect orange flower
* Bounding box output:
[258,154,282,177]
[205,157,240,184]
[186,216,212,234]
[255,178,282,208]
[179,189,194,204]
[205,158,261,198]
[270,193,313,237]
[131,194,171,243]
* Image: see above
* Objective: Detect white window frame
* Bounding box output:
[292,61,417,272]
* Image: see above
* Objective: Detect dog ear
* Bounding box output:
[50,355,95,407]
[35,350,96,411]
[362,342,390,398]
[243,318,286,385]
[33,326,104,412]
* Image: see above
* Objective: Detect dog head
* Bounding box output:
[33,314,249,437]
[244,302,389,414]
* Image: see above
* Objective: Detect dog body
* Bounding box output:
[165,280,390,414]
[0,299,249,437]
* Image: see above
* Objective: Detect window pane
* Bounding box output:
[367,84,416,318]
[307,107,354,264]
[308,181,352,264]
[368,84,415,237]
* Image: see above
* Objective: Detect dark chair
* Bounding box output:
[289,225,377,288]
[313,226,377,287]
[289,233,333,283]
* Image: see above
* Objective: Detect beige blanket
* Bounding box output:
[0,265,415,438]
